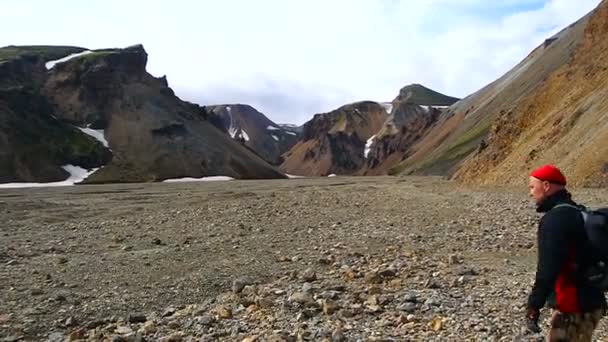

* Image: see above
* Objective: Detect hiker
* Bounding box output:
[525,165,606,341]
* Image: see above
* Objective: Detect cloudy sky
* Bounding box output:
[1,0,601,124]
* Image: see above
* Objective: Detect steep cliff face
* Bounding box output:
[0,88,110,183]
[44,45,285,183]
[362,103,443,175]
[454,1,608,187]
[280,101,388,176]
[360,83,459,176]
[206,104,299,165]
[0,44,285,184]
[0,45,109,183]
[389,9,593,178]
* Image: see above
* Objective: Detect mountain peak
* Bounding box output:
[395,84,460,106]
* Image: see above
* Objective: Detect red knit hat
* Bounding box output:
[530,164,567,185]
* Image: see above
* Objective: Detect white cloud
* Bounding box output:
[0,0,602,125]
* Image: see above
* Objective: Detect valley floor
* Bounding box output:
[1,176,608,341]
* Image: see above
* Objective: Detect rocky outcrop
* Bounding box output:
[0,44,285,184]
[280,101,388,176]
[0,45,110,183]
[363,104,443,175]
[205,104,299,165]
[394,84,460,106]
[359,84,460,176]
[0,88,110,183]
[43,45,285,182]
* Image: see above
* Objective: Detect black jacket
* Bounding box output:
[527,190,606,313]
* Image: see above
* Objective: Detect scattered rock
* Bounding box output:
[127,313,147,324]
[232,277,253,294]
[301,268,317,282]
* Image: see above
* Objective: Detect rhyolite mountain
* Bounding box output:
[280,101,389,176]
[389,0,608,187]
[280,85,459,177]
[205,104,299,165]
[0,44,285,183]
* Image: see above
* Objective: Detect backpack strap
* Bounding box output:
[553,203,589,223]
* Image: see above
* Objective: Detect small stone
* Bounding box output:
[127,313,147,324]
[318,256,333,265]
[121,245,133,252]
[368,286,383,295]
[379,268,397,278]
[256,297,274,309]
[430,317,443,331]
[404,293,418,303]
[199,314,215,326]
[213,305,232,319]
[322,299,340,315]
[407,314,417,322]
[233,277,253,294]
[398,302,416,313]
[152,238,162,245]
[448,254,461,265]
[30,288,44,296]
[162,307,176,317]
[57,256,68,264]
[6,260,17,266]
[5,336,25,342]
[115,326,133,334]
[364,271,381,284]
[331,326,344,342]
[142,321,157,334]
[65,316,77,327]
[302,282,313,293]
[86,320,106,329]
[457,266,478,276]
[48,332,64,342]
[301,268,317,282]
[289,292,314,306]
[68,328,85,341]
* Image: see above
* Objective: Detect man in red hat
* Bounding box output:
[526,165,606,341]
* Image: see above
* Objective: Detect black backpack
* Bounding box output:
[555,203,608,291]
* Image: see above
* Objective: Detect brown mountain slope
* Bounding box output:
[362,84,459,176]
[389,8,593,177]
[454,0,608,187]
[42,45,285,182]
[280,101,388,176]
[362,103,444,175]
[206,104,299,165]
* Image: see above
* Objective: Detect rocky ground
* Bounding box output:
[1,176,608,341]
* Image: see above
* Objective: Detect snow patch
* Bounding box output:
[381,103,393,114]
[271,134,279,141]
[163,176,234,183]
[45,51,93,70]
[420,105,449,112]
[365,135,377,158]
[0,165,99,188]
[285,131,297,136]
[77,126,109,148]
[241,130,250,141]
[228,126,238,139]
[267,125,280,131]
[286,174,304,179]
[328,174,337,177]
